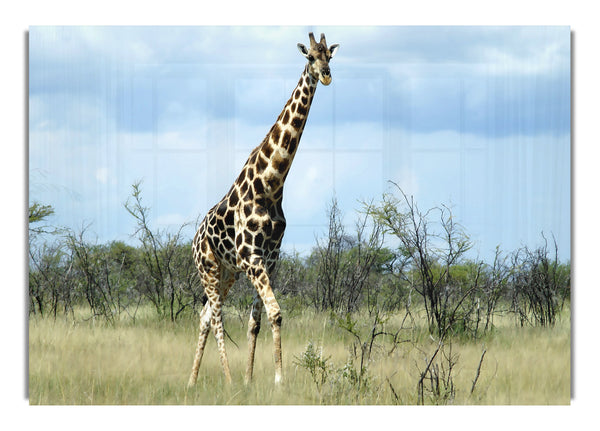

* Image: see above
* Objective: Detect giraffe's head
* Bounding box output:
[297,32,339,86]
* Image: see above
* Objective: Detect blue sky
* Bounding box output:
[29,26,571,262]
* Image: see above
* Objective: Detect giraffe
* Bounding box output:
[187,32,339,386]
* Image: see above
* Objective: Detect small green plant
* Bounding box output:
[294,341,332,391]
[295,339,381,404]
[333,310,399,391]
[337,357,375,395]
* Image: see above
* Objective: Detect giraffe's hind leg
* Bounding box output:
[209,269,235,384]
[245,293,263,384]
[188,300,212,387]
[188,232,236,385]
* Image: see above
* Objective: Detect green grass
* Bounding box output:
[28,306,570,405]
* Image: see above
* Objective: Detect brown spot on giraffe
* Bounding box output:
[253,177,265,195]
[291,117,302,129]
[262,142,274,159]
[188,32,339,387]
[270,124,281,145]
[297,104,308,116]
[247,218,260,232]
[280,130,292,151]
[274,157,290,174]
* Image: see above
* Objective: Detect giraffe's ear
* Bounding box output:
[329,44,339,59]
[297,43,309,58]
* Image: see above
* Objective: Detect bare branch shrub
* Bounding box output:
[66,227,119,322]
[28,240,74,319]
[415,340,457,405]
[509,233,570,326]
[124,181,200,321]
[311,197,386,313]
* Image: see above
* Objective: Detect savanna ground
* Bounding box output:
[28,305,570,405]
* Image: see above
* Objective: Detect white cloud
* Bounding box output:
[95,167,109,184]
[284,151,334,224]
[387,167,419,197]
[479,41,569,76]
[155,213,187,226]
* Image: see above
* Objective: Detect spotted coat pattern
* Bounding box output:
[188,33,339,386]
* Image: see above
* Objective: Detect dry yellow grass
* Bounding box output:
[28,306,570,405]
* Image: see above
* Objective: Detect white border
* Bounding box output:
[3,1,598,429]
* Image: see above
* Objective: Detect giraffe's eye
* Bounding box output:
[308,54,315,62]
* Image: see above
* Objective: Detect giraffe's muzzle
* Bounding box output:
[320,67,332,86]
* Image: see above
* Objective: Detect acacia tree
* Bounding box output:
[28,241,74,318]
[66,227,115,321]
[124,181,196,321]
[509,234,570,327]
[312,198,350,311]
[28,202,71,317]
[311,198,386,313]
[365,183,475,338]
[478,246,510,332]
[64,229,145,322]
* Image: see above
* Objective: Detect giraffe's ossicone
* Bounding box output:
[188,32,339,386]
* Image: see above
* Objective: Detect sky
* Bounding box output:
[28,26,571,263]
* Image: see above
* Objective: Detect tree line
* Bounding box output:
[29,182,570,338]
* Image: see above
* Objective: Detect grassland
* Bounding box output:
[28,306,570,405]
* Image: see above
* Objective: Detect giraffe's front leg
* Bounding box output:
[244,259,283,384]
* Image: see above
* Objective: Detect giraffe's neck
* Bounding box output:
[250,65,318,200]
